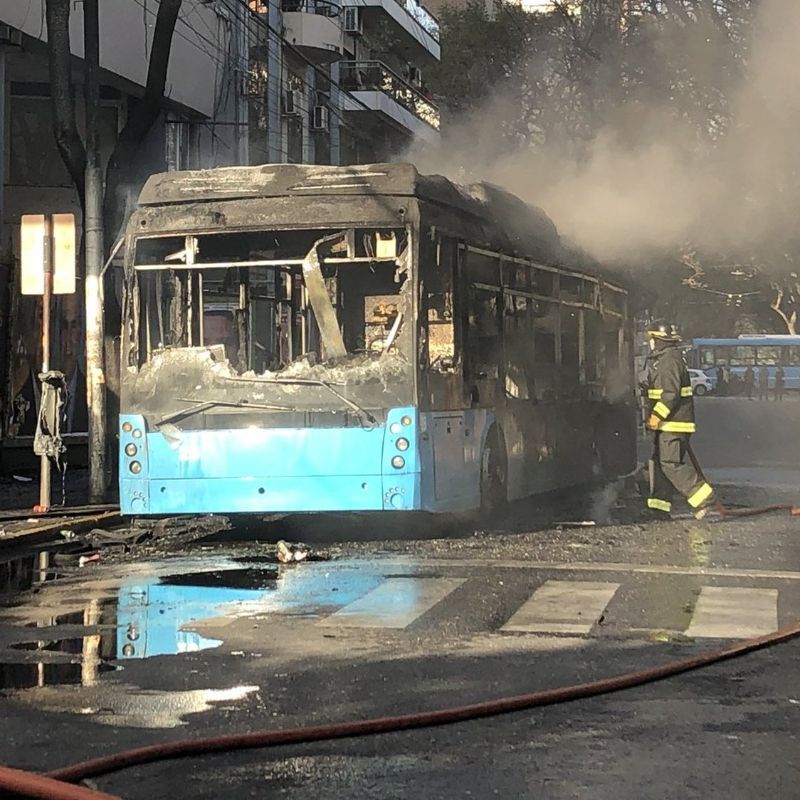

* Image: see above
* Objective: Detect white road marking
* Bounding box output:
[686,586,778,638]
[501,580,620,635]
[376,557,800,582]
[318,577,465,629]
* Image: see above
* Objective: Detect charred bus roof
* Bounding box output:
[132,162,589,272]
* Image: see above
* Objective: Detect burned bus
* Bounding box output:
[118,163,636,516]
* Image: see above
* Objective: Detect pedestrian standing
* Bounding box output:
[758,365,769,401]
[644,321,718,520]
[743,365,755,399]
[774,364,785,402]
[715,365,725,396]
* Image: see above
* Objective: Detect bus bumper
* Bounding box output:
[118,410,421,515]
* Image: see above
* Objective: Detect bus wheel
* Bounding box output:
[480,427,507,515]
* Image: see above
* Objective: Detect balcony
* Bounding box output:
[340,61,440,142]
[281,0,343,64]
[344,0,440,62]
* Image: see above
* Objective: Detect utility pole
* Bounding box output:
[83,0,106,503]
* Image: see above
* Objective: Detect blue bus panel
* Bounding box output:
[689,336,800,390]
[120,407,426,515]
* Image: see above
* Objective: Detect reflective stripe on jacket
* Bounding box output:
[645,345,696,433]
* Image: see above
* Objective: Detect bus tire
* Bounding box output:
[480,426,507,516]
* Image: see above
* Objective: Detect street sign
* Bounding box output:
[20,213,77,295]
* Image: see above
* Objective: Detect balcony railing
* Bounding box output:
[281,0,341,17]
[340,60,440,131]
[402,0,439,43]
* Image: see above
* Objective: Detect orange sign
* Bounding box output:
[20,213,77,295]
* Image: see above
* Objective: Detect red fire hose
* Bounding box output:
[2,499,798,799]
[0,620,797,799]
[0,765,120,800]
[720,503,800,518]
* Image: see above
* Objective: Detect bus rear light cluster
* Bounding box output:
[122,421,143,438]
[129,461,142,475]
[125,444,137,457]
[389,416,413,434]
[396,437,409,451]
[391,456,405,469]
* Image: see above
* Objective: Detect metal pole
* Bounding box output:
[84,0,106,503]
[38,218,52,512]
[0,48,6,232]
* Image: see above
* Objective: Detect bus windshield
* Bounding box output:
[122,226,415,425]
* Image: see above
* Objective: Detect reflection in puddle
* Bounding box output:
[2,559,389,673]
[0,547,65,600]
[115,563,385,659]
[117,567,280,659]
[0,557,398,725]
[0,659,118,690]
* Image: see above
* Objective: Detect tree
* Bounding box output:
[429,0,798,334]
[45,0,183,253]
[769,275,799,335]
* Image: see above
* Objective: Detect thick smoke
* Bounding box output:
[411,0,800,266]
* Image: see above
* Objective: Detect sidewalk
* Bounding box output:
[0,508,120,548]
[0,468,119,548]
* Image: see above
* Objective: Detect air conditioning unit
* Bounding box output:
[0,25,21,48]
[344,7,363,35]
[312,106,329,132]
[282,89,300,116]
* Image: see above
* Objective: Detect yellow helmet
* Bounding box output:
[646,320,681,342]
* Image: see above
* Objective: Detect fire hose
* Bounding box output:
[2,500,798,799]
[0,618,798,800]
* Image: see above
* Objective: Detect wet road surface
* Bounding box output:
[0,397,798,799]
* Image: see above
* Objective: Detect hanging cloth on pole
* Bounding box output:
[34,370,67,464]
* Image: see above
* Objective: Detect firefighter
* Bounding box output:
[644,321,718,519]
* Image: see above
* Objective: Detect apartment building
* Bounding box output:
[0,0,439,455]
[245,0,440,165]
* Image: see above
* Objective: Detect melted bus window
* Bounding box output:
[127,227,414,418]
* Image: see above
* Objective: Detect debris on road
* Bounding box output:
[555,521,597,529]
[277,540,310,563]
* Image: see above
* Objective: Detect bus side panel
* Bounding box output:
[418,409,491,513]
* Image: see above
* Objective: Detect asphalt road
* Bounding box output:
[0,397,798,799]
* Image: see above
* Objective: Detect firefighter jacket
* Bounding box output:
[644,345,696,433]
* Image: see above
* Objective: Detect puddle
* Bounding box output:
[0,556,411,724]
[113,563,385,659]
[1,547,75,601]
[0,658,119,691]
[0,556,400,693]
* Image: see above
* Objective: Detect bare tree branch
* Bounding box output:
[45,0,86,205]
[103,0,182,248]
[770,283,798,335]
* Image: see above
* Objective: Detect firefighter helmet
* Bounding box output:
[646,320,681,342]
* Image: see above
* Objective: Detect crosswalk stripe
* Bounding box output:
[317,577,466,629]
[501,580,620,635]
[686,586,778,639]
